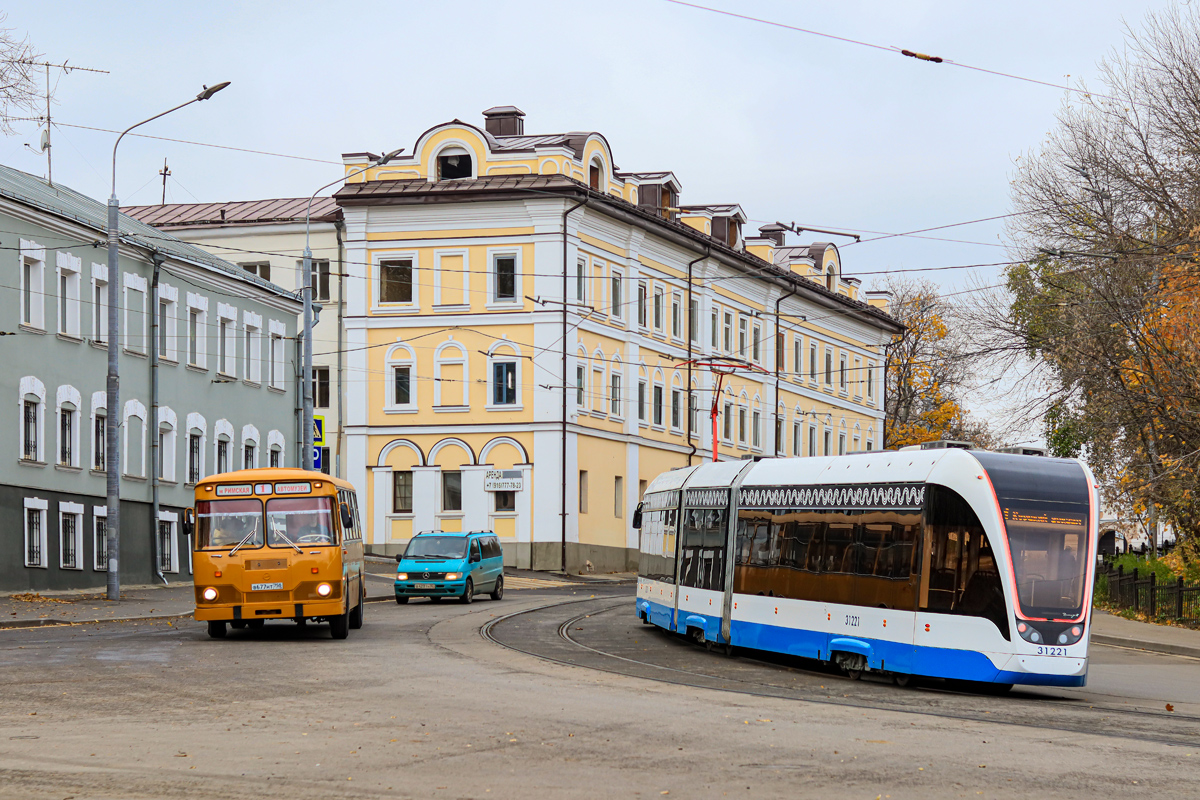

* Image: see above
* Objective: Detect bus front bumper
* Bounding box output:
[194,599,345,622]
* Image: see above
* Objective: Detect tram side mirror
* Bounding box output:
[340,502,353,530]
[631,502,643,530]
[182,507,195,537]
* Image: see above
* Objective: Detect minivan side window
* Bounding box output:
[471,539,481,560]
[482,536,501,559]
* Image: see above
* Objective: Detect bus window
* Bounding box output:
[197,499,263,550]
[267,496,336,547]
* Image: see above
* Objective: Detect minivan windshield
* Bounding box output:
[404,535,468,560]
[197,499,263,550]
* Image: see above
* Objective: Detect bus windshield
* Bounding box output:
[267,497,336,547]
[404,536,468,560]
[197,499,263,550]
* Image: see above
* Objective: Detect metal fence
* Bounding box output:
[1096,561,1200,622]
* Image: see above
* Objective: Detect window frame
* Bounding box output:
[610,269,624,321]
[19,240,46,331]
[91,263,109,345]
[59,502,84,570]
[186,293,208,369]
[385,344,418,413]
[392,470,414,514]
[23,497,48,569]
[375,253,419,311]
[652,286,664,333]
[488,248,521,307]
[56,251,82,339]
[123,272,149,355]
[637,281,648,328]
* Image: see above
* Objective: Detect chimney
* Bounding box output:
[757,223,786,246]
[482,106,525,137]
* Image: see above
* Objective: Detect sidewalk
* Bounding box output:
[0,585,198,629]
[1090,609,1200,659]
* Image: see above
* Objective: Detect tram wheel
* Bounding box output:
[893,674,912,688]
[206,621,227,639]
[846,667,863,681]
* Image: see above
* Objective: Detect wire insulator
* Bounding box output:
[901,49,944,63]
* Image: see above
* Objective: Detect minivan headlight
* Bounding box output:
[445,573,459,580]
[397,573,408,580]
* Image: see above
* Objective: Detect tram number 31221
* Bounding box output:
[844,614,861,627]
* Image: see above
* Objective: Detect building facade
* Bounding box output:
[3,165,303,592]
[124,198,345,475]
[333,107,902,572]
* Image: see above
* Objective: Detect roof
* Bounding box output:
[0,164,298,303]
[123,197,340,230]
[335,174,900,333]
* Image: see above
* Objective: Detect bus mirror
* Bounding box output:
[340,502,353,530]
[631,502,643,530]
[182,507,195,537]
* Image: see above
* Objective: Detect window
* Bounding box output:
[867,364,875,399]
[614,476,624,519]
[794,338,801,380]
[671,295,681,339]
[738,317,748,356]
[494,491,515,512]
[59,402,77,467]
[269,331,284,389]
[57,252,82,338]
[610,272,623,319]
[241,262,271,282]
[188,433,202,484]
[576,365,585,407]
[637,380,647,422]
[671,389,682,430]
[610,372,621,416]
[392,471,413,513]
[216,438,230,474]
[93,508,107,571]
[854,357,862,397]
[774,414,783,454]
[22,397,40,461]
[723,402,733,441]
[242,313,261,383]
[825,349,833,385]
[124,279,147,354]
[653,288,664,331]
[379,259,414,304]
[710,308,719,348]
[92,269,108,343]
[393,365,412,407]
[24,499,46,568]
[589,162,601,190]
[576,258,587,303]
[158,299,170,357]
[243,443,255,470]
[809,425,817,457]
[840,355,848,390]
[312,366,330,409]
[839,433,847,455]
[93,413,106,470]
[442,471,462,512]
[216,304,237,376]
[689,393,699,437]
[60,508,81,570]
[269,447,281,468]
[438,151,472,180]
[824,429,832,456]
[738,407,747,444]
[319,447,331,475]
[20,241,45,329]
[810,343,818,383]
[493,361,517,405]
[752,410,761,448]
[652,385,664,427]
[689,298,699,343]
[493,254,517,302]
[592,365,604,413]
[310,260,331,302]
[579,470,589,513]
[867,439,874,452]
[792,421,801,456]
[752,325,761,362]
[776,332,785,370]
[637,282,647,327]
[158,519,175,574]
[188,309,201,366]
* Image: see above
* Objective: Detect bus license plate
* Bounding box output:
[251,582,283,591]
[413,583,435,589]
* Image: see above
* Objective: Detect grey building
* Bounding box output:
[2,164,303,593]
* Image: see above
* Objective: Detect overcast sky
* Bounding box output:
[0,0,1166,299]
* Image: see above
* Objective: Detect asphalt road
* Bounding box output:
[1,585,1197,799]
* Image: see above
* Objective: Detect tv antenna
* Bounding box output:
[18,58,109,185]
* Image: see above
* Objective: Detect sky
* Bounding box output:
[0,0,1171,433]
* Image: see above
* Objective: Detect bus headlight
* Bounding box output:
[397,573,408,581]
[316,583,333,597]
[202,587,219,602]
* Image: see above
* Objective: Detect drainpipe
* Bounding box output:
[149,253,167,585]
[561,194,588,574]
[335,219,345,478]
[685,248,708,465]
[773,288,797,456]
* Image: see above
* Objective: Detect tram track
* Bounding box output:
[481,593,1200,748]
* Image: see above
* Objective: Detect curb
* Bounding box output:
[1091,633,1200,660]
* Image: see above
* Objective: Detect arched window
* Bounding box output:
[609,356,623,418]
[56,384,81,468]
[186,412,207,483]
[826,264,836,291]
[436,145,473,180]
[158,406,178,482]
[434,340,469,408]
[651,368,666,428]
[214,418,233,475]
[589,156,604,190]
[90,391,107,471]
[19,375,46,463]
[488,341,522,409]
[241,424,259,470]
[575,346,589,411]
[385,343,417,411]
[123,399,147,478]
[268,429,286,468]
[670,371,684,432]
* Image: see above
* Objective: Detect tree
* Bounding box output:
[1003,4,1200,559]
[0,16,39,135]
[882,278,996,449]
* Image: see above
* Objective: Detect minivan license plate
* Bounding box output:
[413,583,435,589]
[251,582,283,591]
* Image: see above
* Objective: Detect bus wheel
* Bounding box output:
[459,578,475,605]
[395,596,409,605]
[230,621,246,630]
[248,620,265,630]
[207,621,227,639]
[329,605,350,640]
[349,583,365,630]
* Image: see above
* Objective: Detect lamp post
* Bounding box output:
[105,82,229,602]
[300,148,403,470]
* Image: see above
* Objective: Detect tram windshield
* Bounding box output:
[974,452,1092,620]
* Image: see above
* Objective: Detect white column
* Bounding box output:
[461,466,488,532]
[412,467,439,534]
[371,466,391,546]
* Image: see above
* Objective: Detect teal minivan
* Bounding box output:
[394,531,504,604]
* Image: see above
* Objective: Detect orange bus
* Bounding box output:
[184,468,366,639]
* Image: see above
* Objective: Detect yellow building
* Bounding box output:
[335,106,901,570]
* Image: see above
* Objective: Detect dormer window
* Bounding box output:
[589,160,602,190]
[437,147,472,180]
[826,266,835,291]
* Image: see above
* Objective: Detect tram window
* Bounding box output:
[825,523,858,573]
[680,507,727,591]
[922,485,1008,637]
[778,519,817,569]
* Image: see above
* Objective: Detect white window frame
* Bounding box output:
[840,353,849,393]
[123,398,147,478]
[794,337,802,382]
[157,510,180,574]
[609,268,624,321]
[670,293,682,341]
[23,496,48,569]
[216,302,237,377]
[433,341,469,409]
[651,381,665,429]
[241,424,259,470]
[91,263,108,345]
[710,307,719,349]
[853,356,863,398]
[486,247,522,308]
[267,429,286,469]
[19,375,46,464]
[56,251,82,339]
[637,379,648,425]
[243,309,262,384]
[486,342,523,411]
[158,406,177,483]
[58,501,84,570]
[373,251,420,313]
[592,362,605,415]
[123,271,148,355]
[157,282,179,363]
[810,342,819,385]
[576,257,588,304]
[186,292,209,369]
[670,387,683,433]
[90,391,106,472]
[576,363,586,409]
[809,424,817,457]
[56,384,81,469]
[652,286,664,333]
[268,319,286,390]
[214,418,234,476]
[867,362,875,401]
[751,409,762,450]
[384,343,418,413]
[738,317,748,357]
[738,404,748,446]
[792,420,801,456]
[609,369,623,418]
[722,400,733,444]
[752,324,762,363]
[20,239,46,330]
[723,311,733,353]
[92,505,108,572]
[638,281,648,328]
[432,248,470,309]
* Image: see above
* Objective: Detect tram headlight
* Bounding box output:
[1016,621,1042,644]
[202,587,218,602]
[316,582,333,597]
[397,573,408,581]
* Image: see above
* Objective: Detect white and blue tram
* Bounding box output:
[634,447,1098,688]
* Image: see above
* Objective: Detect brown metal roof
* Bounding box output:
[122,197,341,229]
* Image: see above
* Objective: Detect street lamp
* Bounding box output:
[300,148,403,471]
[105,82,229,602]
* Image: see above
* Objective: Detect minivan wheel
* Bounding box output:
[459,578,474,605]
[395,596,409,605]
[490,576,504,601]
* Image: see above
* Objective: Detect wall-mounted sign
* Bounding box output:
[484,469,523,492]
[215,484,253,497]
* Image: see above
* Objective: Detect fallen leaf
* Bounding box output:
[1166,703,1175,712]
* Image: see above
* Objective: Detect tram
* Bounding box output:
[633,445,1098,688]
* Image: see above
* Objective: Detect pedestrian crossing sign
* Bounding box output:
[313,415,325,446]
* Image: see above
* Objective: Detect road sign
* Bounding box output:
[313,415,325,446]
[312,446,323,472]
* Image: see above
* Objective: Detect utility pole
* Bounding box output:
[159,158,171,205]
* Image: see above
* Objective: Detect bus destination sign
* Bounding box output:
[274,482,312,495]
[215,484,253,497]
